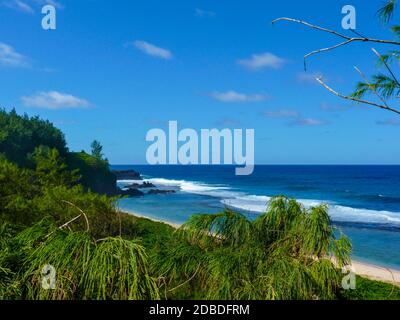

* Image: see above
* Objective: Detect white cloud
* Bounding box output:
[237,52,285,71]
[263,110,299,118]
[376,119,400,126]
[32,0,63,9]
[21,91,91,109]
[3,0,34,13]
[289,118,328,126]
[132,40,173,60]
[215,117,241,127]
[0,42,29,67]
[3,0,63,13]
[195,8,216,17]
[264,108,328,126]
[320,102,349,112]
[210,91,267,103]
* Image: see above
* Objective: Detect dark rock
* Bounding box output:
[112,170,143,180]
[139,181,156,188]
[126,181,156,189]
[147,189,176,195]
[117,187,144,197]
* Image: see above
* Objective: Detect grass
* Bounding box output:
[339,276,400,300]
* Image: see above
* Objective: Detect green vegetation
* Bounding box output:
[352,0,400,108]
[153,201,351,300]
[0,109,398,300]
[0,218,158,300]
[339,276,400,300]
[67,151,116,195]
[0,109,67,167]
[91,140,105,160]
[0,109,116,194]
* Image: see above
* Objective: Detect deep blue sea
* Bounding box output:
[112,165,400,269]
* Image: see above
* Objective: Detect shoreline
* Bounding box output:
[351,261,400,286]
[122,209,400,286]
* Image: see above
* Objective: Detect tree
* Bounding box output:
[91,140,104,160]
[158,197,351,300]
[30,146,79,187]
[0,157,40,226]
[273,0,400,115]
[0,109,68,167]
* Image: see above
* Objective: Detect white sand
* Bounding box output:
[122,210,400,286]
[351,260,400,286]
[122,209,182,229]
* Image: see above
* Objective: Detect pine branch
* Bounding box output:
[316,77,400,115]
[354,66,390,108]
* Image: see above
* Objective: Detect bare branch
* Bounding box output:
[61,200,90,232]
[272,17,352,40]
[58,214,83,230]
[316,77,400,115]
[272,17,400,45]
[304,39,353,70]
[273,17,400,68]
[272,16,400,115]
[167,264,201,292]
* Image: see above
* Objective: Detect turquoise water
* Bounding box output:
[113,165,400,269]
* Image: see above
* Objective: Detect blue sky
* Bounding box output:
[1,0,399,164]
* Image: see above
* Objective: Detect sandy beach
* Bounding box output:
[124,209,400,287]
[125,210,183,229]
[351,261,400,286]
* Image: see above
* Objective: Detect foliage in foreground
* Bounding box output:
[155,197,352,300]
[0,218,159,300]
[1,195,353,300]
[0,201,398,300]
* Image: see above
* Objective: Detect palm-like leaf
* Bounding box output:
[161,197,351,300]
[378,0,397,22]
[352,74,400,100]
[2,220,159,300]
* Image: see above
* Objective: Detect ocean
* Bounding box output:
[112,165,400,269]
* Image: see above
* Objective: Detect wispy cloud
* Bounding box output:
[32,0,63,9]
[289,118,329,126]
[53,119,78,126]
[3,0,63,13]
[376,119,400,126]
[296,72,324,84]
[195,8,216,18]
[210,90,267,103]
[237,52,285,71]
[132,40,173,60]
[0,42,30,67]
[215,117,242,127]
[263,110,299,118]
[263,108,328,126]
[21,91,91,109]
[3,0,34,13]
[320,102,349,112]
